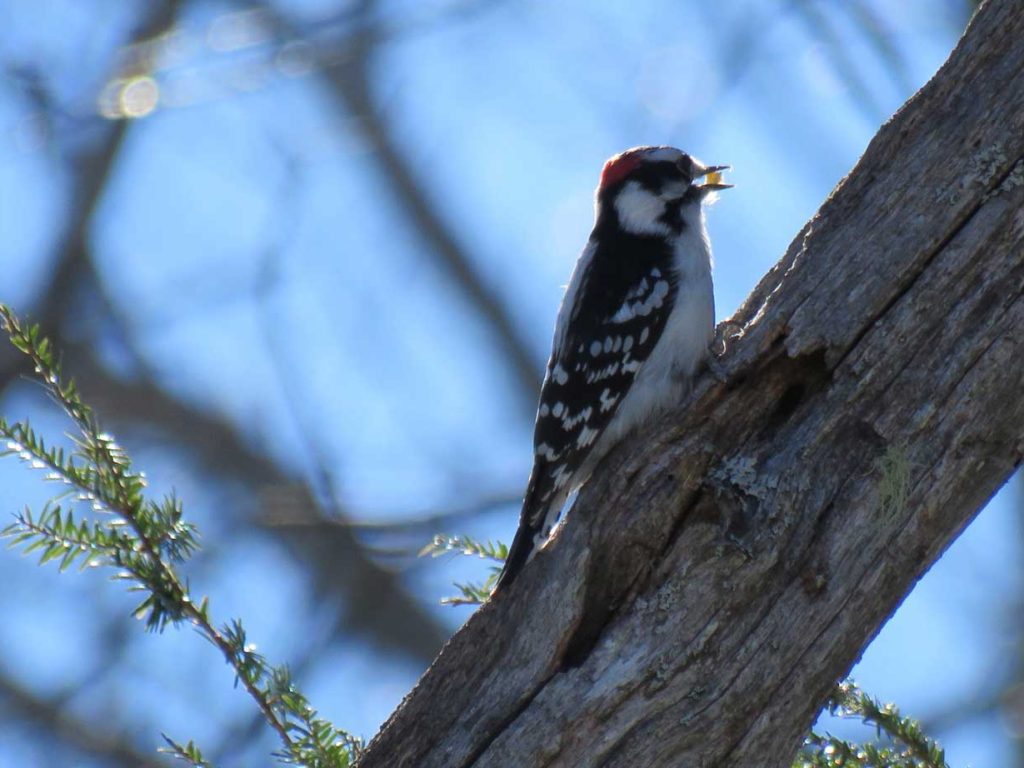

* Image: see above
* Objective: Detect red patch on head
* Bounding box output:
[599,150,643,190]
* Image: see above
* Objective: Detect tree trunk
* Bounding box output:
[358,2,1024,765]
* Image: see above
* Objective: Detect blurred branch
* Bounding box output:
[0,304,366,765]
[260,2,542,418]
[0,10,184,768]
[351,488,520,538]
[0,669,165,768]
[256,156,522,564]
[334,50,542,414]
[844,0,914,96]
[254,149,341,512]
[0,0,450,677]
[47,2,181,307]
[57,340,449,662]
[920,685,1004,737]
[264,488,519,568]
[0,0,182,389]
[793,0,886,122]
[244,153,451,657]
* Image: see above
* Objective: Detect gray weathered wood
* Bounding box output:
[358,2,1024,765]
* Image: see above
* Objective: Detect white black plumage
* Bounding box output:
[495,146,730,591]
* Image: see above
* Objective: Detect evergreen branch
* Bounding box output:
[160,736,215,767]
[2,502,128,571]
[420,533,507,563]
[794,681,950,768]
[421,533,505,605]
[827,682,949,768]
[439,575,498,607]
[0,305,361,766]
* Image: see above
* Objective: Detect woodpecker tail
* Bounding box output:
[493,470,550,593]
[493,515,541,592]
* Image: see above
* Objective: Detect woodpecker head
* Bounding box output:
[595,146,731,237]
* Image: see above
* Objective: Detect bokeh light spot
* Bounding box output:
[99,76,160,119]
[120,76,160,118]
[636,45,720,126]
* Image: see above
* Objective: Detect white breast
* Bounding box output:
[582,205,715,472]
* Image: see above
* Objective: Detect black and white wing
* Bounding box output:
[497,233,679,586]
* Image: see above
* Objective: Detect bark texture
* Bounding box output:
[359,2,1024,766]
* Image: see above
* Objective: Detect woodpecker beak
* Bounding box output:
[696,165,733,191]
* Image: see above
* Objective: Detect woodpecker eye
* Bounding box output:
[676,154,694,180]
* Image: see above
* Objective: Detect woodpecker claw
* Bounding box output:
[706,321,744,383]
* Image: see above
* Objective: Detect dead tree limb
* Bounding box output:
[357,2,1024,766]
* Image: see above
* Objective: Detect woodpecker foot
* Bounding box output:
[706,321,744,383]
